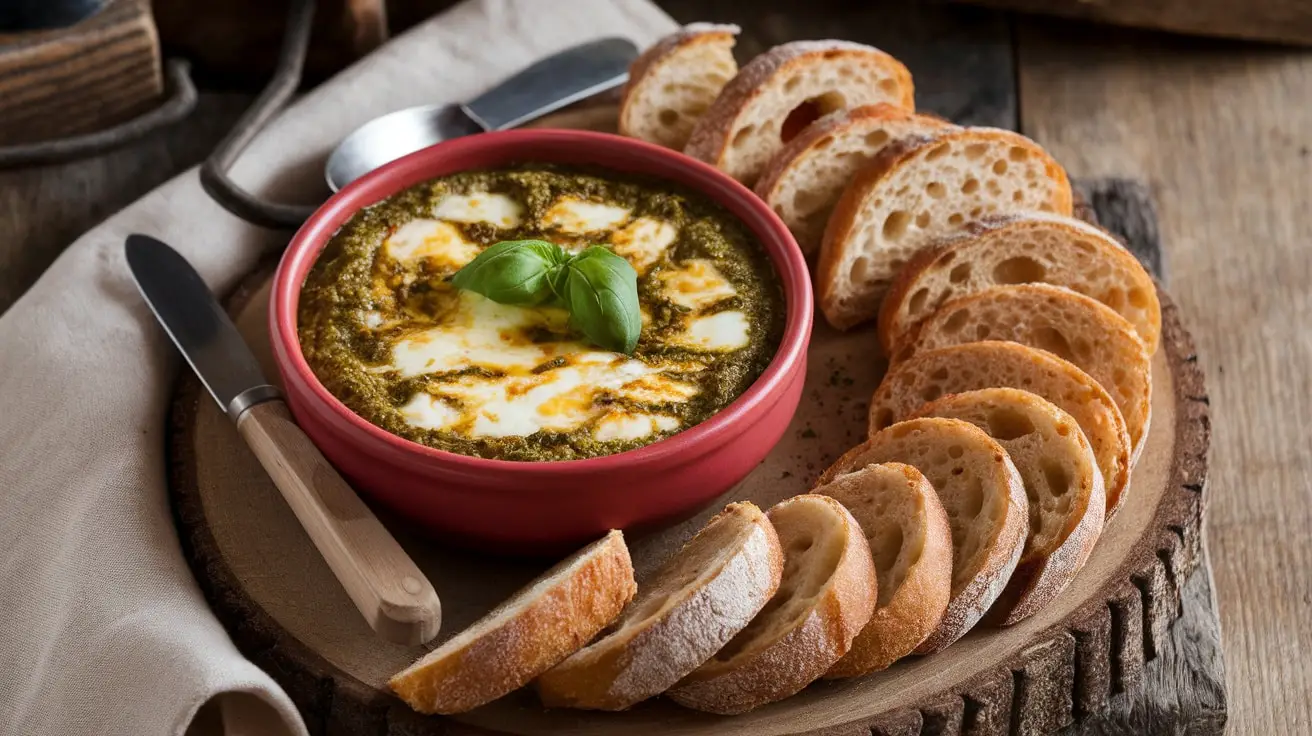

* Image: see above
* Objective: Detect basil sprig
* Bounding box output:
[451,240,642,354]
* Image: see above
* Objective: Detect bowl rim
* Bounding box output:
[271,129,813,476]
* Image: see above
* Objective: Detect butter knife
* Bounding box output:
[126,234,441,645]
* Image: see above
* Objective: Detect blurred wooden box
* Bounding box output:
[0,0,163,146]
[955,0,1312,45]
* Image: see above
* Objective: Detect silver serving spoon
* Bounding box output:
[202,17,638,229]
[324,37,637,192]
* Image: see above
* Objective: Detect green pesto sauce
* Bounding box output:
[298,164,785,461]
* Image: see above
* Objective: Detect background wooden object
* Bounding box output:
[0,94,248,314]
[0,0,162,146]
[955,0,1312,46]
[152,0,387,86]
[1015,19,1311,732]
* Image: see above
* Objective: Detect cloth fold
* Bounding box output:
[0,2,676,734]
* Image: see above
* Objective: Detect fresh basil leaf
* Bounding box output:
[451,240,566,306]
[560,246,642,354]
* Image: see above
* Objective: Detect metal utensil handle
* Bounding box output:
[460,37,637,131]
[199,0,318,229]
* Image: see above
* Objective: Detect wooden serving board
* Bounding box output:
[167,144,1209,733]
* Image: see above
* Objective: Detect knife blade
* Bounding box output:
[125,234,280,420]
[126,234,441,645]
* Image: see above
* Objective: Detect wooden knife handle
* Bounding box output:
[236,400,441,645]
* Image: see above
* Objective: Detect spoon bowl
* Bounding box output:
[324,37,639,192]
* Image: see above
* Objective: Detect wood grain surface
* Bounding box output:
[1015,18,1312,732]
[152,0,387,86]
[956,0,1312,46]
[0,0,162,146]
[0,93,248,314]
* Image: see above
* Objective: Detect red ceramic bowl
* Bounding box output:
[270,130,812,554]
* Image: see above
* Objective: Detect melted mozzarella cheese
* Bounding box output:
[594,412,680,442]
[620,373,700,403]
[610,217,678,274]
[386,292,704,439]
[390,292,580,377]
[398,393,461,430]
[433,192,523,228]
[384,219,481,269]
[659,259,737,310]
[407,353,699,438]
[542,197,631,233]
[674,311,751,352]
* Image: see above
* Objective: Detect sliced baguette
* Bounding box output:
[754,104,958,254]
[869,341,1132,518]
[668,495,877,714]
[536,502,782,711]
[684,40,914,186]
[817,128,1074,330]
[389,530,635,714]
[816,418,1026,652]
[910,389,1105,625]
[815,462,953,677]
[878,212,1162,355]
[895,283,1153,462]
[618,24,741,150]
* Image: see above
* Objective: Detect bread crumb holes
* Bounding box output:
[883,210,912,240]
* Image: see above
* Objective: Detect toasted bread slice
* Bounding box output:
[910,389,1105,625]
[869,341,1131,518]
[815,463,953,677]
[619,24,741,150]
[878,212,1161,355]
[536,503,782,711]
[817,128,1073,330]
[754,104,958,254]
[684,40,914,186]
[668,495,877,713]
[896,284,1152,463]
[389,531,635,714]
[817,418,1026,652]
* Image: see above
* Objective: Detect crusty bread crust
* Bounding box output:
[877,212,1162,355]
[536,503,782,711]
[753,104,958,254]
[909,389,1106,626]
[684,40,914,185]
[389,530,635,714]
[894,283,1153,463]
[816,418,1027,653]
[668,495,876,714]
[868,341,1133,518]
[618,24,740,149]
[816,463,953,677]
[817,128,1073,331]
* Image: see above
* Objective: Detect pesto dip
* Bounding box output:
[298,164,785,461]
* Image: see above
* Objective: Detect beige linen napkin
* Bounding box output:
[0,2,676,734]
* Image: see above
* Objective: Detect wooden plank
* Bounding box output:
[956,0,1312,46]
[1016,18,1312,733]
[0,93,249,314]
[656,0,1017,128]
[0,0,162,146]
[152,0,386,86]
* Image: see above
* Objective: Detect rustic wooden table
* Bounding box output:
[2,5,1306,733]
